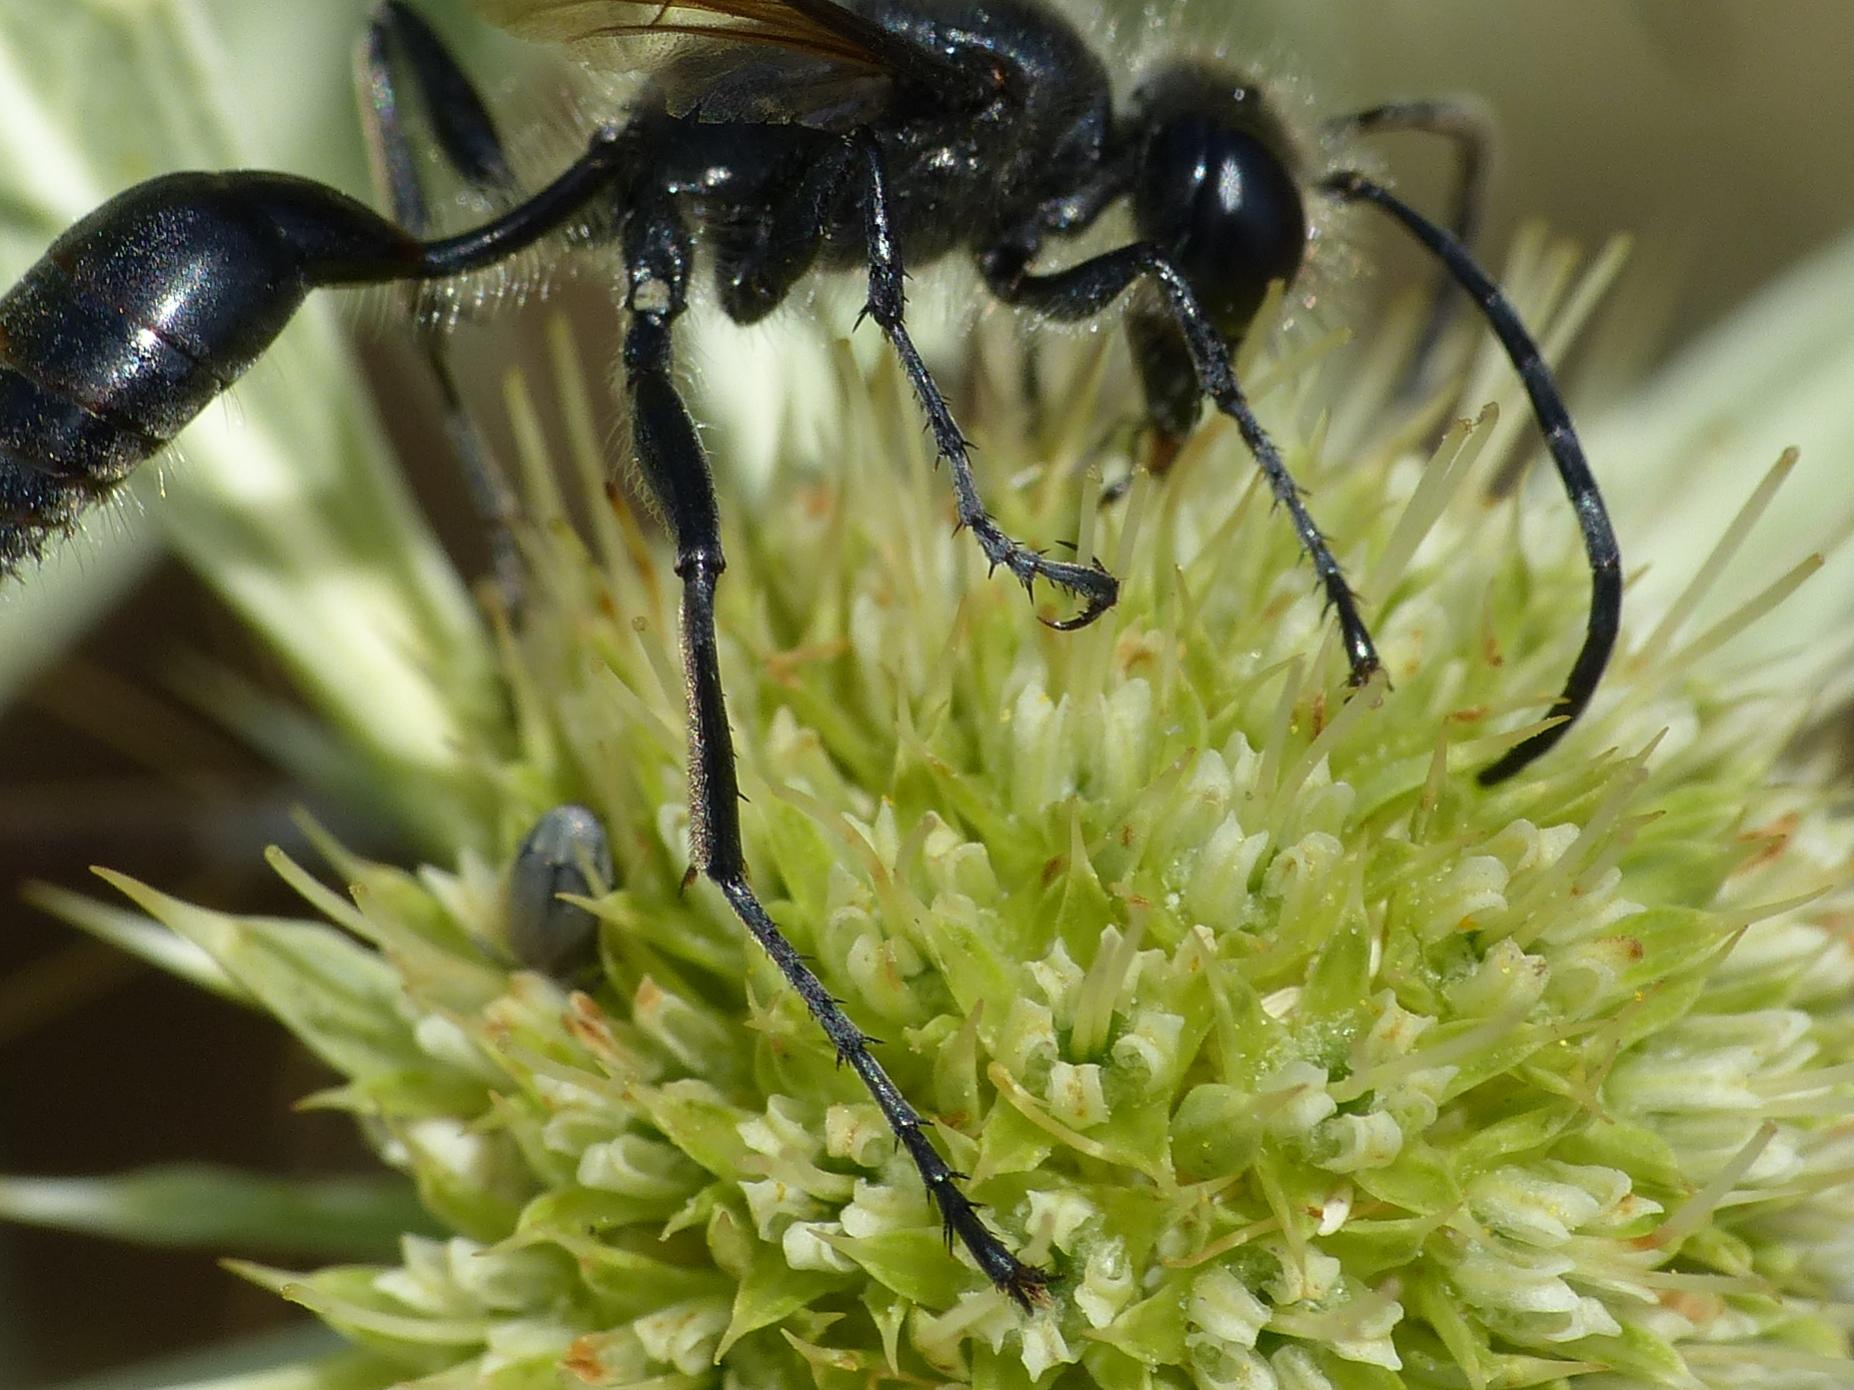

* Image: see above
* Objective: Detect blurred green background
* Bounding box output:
[3,1,1854,1385]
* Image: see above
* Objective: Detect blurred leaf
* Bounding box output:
[23,882,251,1003]
[0,1166,435,1258]
[55,1341,389,1390]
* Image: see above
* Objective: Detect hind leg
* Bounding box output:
[357,1,524,605]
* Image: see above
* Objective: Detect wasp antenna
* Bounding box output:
[1320,170,1621,786]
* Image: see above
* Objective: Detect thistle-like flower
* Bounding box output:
[5,8,1854,1389]
[23,213,1854,1390]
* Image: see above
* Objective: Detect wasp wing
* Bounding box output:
[472,0,991,128]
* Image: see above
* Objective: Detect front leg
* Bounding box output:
[1321,170,1619,784]
[620,192,1048,1309]
[982,243,1382,687]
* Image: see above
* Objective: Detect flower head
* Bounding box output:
[58,230,1854,1390]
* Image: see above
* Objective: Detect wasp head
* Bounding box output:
[1129,64,1308,341]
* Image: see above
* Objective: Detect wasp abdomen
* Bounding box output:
[0,171,422,573]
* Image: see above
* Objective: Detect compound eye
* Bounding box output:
[1134,115,1307,337]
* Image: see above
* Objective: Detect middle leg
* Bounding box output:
[717,134,1119,630]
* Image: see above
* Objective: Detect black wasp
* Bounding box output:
[0,0,1620,1306]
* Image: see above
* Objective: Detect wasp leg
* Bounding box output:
[620,191,1049,1310]
[709,135,1115,628]
[357,0,524,608]
[849,136,1117,630]
[1322,171,1619,784]
[361,1,515,208]
[1325,98,1493,394]
[982,242,1381,687]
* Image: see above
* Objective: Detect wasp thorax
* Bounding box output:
[1129,65,1307,338]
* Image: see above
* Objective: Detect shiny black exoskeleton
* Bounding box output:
[0,147,622,571]
[0,175,406,570]
[1,0,1622,1305]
